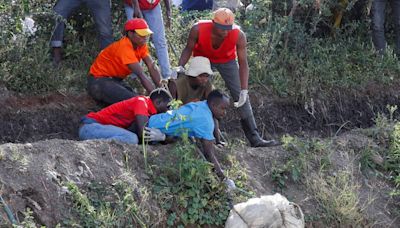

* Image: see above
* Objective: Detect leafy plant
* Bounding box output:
[387,122,400,196]
[152,139,231,226]
[272,135,330,188]
[66,181,146,227]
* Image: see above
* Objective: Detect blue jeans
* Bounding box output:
[372,0,400,55]
[79,117,139,144]
[51,0,113,49]
[124,4,172,79]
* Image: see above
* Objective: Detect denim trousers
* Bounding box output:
[87,76,137,105]
[51,0,113,49]
[79,117,139,144]
[372,0,400,55]
[124,3,172,79]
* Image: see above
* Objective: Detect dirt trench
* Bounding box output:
[1,82,400,144]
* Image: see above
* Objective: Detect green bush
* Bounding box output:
[388,122,400,196]
[66,181,147,227]
[243,0,400,100]
[152,139,231,226]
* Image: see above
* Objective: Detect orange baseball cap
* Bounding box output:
[124,18,153,36]
[213,8,235,30]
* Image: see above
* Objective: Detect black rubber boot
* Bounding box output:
[240,117,281,147]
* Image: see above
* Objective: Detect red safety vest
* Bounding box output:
[193,20,240,64]
[124,0,161,10]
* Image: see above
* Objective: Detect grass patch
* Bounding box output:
[309,171,366,226]
[66,181,147,227]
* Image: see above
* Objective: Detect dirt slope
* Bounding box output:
[0,134,398,227]
[0,139,166,227]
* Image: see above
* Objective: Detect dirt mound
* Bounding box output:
[249,82,400,136]
[0,92,97,144]
[0,139,164,227]
[235,132,400,227]
[0,132,399,226]
[2,82,400,144]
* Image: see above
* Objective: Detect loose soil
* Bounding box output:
[1,83,400,226]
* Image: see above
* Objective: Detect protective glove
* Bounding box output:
[234,90,248,108]
[160,79,170,92]
[175,65,185,73]
[224,178,237,191]
[143,127,166,142]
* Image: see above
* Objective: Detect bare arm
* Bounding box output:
[201,139,225,180]
[143,55,162,88]
[178,24,199,67]
[168,80,177,99]
[135,115,149,140]
[213,118,224,145]
[163,0,171,28]
[127,62,155,93]
[129,0,143,18]
[236,31,249,90]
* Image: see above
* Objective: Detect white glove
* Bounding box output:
[174,66,185,74]
[143,127,166,141]
[234,90,248,108]
[224,178,237,191]
[160,79,170,91]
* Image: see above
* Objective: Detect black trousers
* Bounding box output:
[87,75,137,106]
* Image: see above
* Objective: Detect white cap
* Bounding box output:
[186,56,213,77]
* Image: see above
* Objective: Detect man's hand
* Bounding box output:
[160,79,170,91]
[224,178,237,191]
[174,66,185,74]
[143,127,166,141]
[234,90,248,108]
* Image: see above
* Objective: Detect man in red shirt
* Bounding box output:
[79,88,172,144]
[178,8,280,147]
[88,18,162,105]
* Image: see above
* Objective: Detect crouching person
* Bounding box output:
[144,89,236,190]
[79,88,172,144]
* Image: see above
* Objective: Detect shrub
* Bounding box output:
[152,139,231,226]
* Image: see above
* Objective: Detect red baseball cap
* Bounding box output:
[124,18,153,36]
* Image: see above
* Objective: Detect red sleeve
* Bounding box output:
[132,97,151,116]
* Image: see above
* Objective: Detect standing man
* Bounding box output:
[79,88,172,144]
[178,8,279,147]
[371,0,400,56]
[51,0,114,64]
[123,0,173,79]
[88,18,162,105]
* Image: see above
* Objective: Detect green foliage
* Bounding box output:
[0,0,125,93]
[152,140,231,226]
[359,147,378,173]
[15,208,42,228]
[388,122,400,196]
[272,135,330,188]
[66,181,146,227]
[244,0,400,100]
